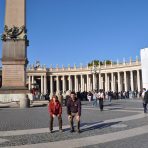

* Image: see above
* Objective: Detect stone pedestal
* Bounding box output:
[1,40,27,88]
[0,94,30,108]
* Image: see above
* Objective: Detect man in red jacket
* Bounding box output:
[48,95,62,133]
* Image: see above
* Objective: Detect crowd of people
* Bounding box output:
[30,87,142,102]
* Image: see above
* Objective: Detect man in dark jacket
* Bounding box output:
[143,89,148,113]
[67,91,81,133]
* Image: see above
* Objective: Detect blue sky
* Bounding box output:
[0,0,148,67]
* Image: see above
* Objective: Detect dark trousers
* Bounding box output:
[143,103,147,113]
[49,115,62,131]
[99,98,103,111]
[68,113,80,131]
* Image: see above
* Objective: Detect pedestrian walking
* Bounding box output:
[108,91,112,103]
[92,91,97,107]
[142,88,148,113]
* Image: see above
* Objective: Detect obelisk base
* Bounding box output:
[0,88,30,108]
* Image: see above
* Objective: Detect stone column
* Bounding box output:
[100,75,103,90]
[28,76,31,90]
[130,71,134,91]
[31,76,34,88]
[113,75,116,92]
[111,73,114,92]
[89,75,92,91]
[99,73,101,90]
[120,73,124,91]
[137,70,141,92]
[93,73,96,90]
[75,75,77,92]
[50,76,53,95]
[65,76,67,91]
[118,72,121,92]
[83,75,85,91]
[124,71,127,91]
[107,74,110,91]
[77,76,79,91]
[69,75,72,91]
[71,75,73,91]
[56,76,59,93]
[87,74,89,92]
[63,75,65,93]
[83,75,87,91]
[41,75,44,94]
[81,75,83,92]
[105,73,108,92]
[44,75,47,94]
[90,75,93,91]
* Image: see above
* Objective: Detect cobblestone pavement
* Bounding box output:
[0,99,148,148]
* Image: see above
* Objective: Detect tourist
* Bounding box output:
[45,92,50,100]
[67,91,81,133]
[87,91,92,102]
[57,91,63,106]
[65,90,71,106]
[62,90,66,106]
[97,89,105,111]
[92,91,97,107]
[142,88,148,113]
[108,91,112,103]
[48,95,62,133]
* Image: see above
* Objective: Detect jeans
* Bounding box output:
[92,99,97,107]
[108,96,112,102]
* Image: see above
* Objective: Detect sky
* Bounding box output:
[0,0,148,67]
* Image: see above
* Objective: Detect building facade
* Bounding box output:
[0,59,142,94]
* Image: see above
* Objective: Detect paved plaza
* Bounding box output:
[0,99,148,148]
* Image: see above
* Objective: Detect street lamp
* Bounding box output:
[90,61,101,91]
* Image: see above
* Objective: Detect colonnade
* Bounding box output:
[27,69,142,94]
[28,75,47,94]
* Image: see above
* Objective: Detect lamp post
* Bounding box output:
[90,61,101,91]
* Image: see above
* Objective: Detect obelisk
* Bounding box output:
[0,0,29,108]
